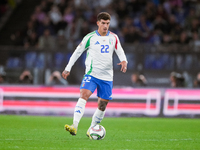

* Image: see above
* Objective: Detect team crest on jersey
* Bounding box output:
[82,83,85,87]
[109,38,113,45]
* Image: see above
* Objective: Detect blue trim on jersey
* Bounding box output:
[95,30,101,36]
[106,31,110,36]
[95,30,110,36]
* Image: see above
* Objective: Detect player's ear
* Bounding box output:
[97,21,99,26]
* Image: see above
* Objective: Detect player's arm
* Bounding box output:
[117,61,127,73]
[62,40,87,80]
[114,35,128,73]
[62,70,70,80]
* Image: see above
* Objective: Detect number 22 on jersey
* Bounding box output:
[101,45,109,53]
[83,76,91,82]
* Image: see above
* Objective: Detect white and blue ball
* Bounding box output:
[89,124,106,140]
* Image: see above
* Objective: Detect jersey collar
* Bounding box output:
[95,30,110,36]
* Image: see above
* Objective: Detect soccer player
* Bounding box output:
[62,12,128,137]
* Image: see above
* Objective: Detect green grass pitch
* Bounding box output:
[0,115,200,150]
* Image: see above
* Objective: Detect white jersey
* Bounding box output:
[65,30,127,81]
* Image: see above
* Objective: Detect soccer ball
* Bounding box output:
[89,124,106,140]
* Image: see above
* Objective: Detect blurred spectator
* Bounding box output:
[169,0,183,8]
[193,72,200,88]
[19,70,33,84]
[9,0,200,49]
[127,0,145,15]
[47,71,68,86]
[153,15,168,34]
[165,14,178,34]
[163,0,171,14]
[33,6,47,23]
[115,0,129,20]
[88,8,101,27]
[196,2,200,16]
[64,18,82,50]
[161,33,173,45]
[121,16,133,29]
[56,29,67,49]
[176,31,191,52]
[38,29,56,49]
[171,24,183,43]
[191,31,200,52]
[10,30,24,46]
[24,31,39,48]
[0,65,6,84]
[156,4,168,21]
[147,29,161,45]
[37,16,55,37]
[123,26,141,44]
[23,21,37,40]
[107,8,118,32]
[39,0,49,13]
[177,31,191,44]
[182,71,193,88]
[170,72,185,88]
[29,14,40,31]
[45,0,54,12]
[63,7,74,24]
[131,72,147,87]
[48,5,62,25]
[49,4,65,32]
[57,0,68,15]
[189,18,200,33]
[173,5,186,26]
[134,14,153,41]
[93,0,113,9]
[79,20,91,39]
[185,8,198,30]
[144,1,156,22]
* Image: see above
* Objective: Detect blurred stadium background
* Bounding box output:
[0,0,200,117]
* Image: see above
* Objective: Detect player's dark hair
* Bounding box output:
[97,12,111,21]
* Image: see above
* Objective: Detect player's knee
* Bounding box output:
[80,89,92,101]
[80,94,89,101]
[80,91,90,101]
[98,100,108,111]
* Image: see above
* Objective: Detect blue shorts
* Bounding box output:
[80,74,113,100]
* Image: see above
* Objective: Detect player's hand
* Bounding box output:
[117,61,127,73]
[62,70,70,80]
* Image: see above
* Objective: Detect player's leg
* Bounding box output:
[65,75,96,136]
[91,98,108,126]
[86,98,108,138]
[73,89,92,128]
[65,89,92,135]
[87,79,112,138]
[91,79,112,127]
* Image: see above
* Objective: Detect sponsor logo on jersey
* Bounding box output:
[95,41,100,45]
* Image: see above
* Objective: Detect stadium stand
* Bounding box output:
[0,0,200,87]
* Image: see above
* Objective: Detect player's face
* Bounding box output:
[97,19,110,36]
